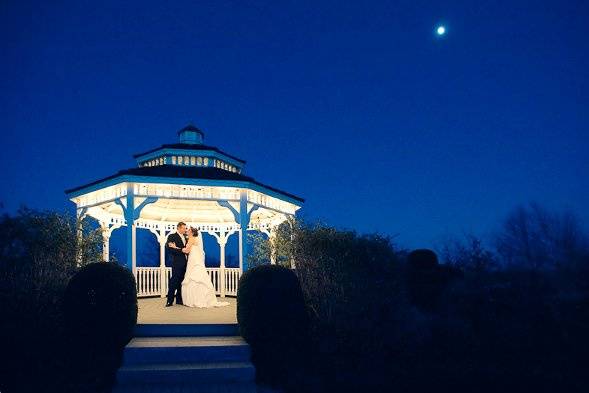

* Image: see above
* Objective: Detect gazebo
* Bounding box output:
[66,124,304,298]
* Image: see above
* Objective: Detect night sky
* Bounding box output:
[2,0,588,250]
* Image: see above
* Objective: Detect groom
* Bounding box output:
[165,221,188,307]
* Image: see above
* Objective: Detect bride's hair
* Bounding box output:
[190,227,199,237]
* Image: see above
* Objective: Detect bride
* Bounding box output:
[178,227,229,308]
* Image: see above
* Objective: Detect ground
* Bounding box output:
[138,297,237,324]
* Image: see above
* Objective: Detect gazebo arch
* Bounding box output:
[66,124,304,297]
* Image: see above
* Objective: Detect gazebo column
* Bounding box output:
[269,230,277,265]
[289,218,296,269]
[211,229,235,298]
[102,231,111,262]
[99,221,122,262]
[218,196,260,273]
[213,231,233,297]
[239,191,262,272]
[261,227,277,265]
[115,185,158,272]
[124,187,136,272]
[75,206,88,266]
[156,226,170,297]
[238,191,249,272]
[217,235,228,297]
[148,224,171,297]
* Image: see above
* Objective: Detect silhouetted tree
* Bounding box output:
[242,209,588,392]
[0,208,103,393]
[440,234,497,272]
[494,203,588,269]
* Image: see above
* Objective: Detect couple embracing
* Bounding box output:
[165,222,229,308]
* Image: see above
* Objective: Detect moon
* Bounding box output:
[436,25,446,36]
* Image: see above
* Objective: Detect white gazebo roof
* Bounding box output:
[66,124,303,228]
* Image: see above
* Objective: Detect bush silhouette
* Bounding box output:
[407,249,459,312]
[0,209,104,393]
[64,262,137,347]
[408,249,439,269]
[260,224,405,391]
[63,262,137,392]
[237,264,310,389]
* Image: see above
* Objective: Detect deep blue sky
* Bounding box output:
[2,0,588,249]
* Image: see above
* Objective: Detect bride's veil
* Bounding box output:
[194,228,205,254]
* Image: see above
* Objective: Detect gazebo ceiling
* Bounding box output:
[87,197,285,225]
[99,198,239,223]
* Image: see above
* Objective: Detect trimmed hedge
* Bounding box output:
[237,264,311,390]
[63,263,138,392]
[64,262,137,348]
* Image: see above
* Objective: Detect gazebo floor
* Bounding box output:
[138,297,238,325]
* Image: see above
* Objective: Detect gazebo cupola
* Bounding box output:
[134,124,245,174]
[178,124,204,145]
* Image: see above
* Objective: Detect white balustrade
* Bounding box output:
[135,266,242,298]
[134,267,164,297]
[224,268,241,296]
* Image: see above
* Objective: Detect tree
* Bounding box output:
[248,216,299,268]
[0,207,102,274]
[440,233,497,272]
[494,203,588,269]
[0,207,103,393]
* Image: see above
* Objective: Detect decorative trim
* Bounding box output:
[133,196,158,220]
[217,200,240,222]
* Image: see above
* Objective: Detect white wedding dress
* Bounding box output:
[181,236,229,308]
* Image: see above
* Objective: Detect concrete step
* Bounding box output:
[115,326,262,391]
[135,323,240,337]
[116,361,256,385]
[112,381,275,393]
[123,336,250,366]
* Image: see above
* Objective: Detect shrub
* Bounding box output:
[62,262,137,393]
[237,264,310,390]
[433,268,587,391]
[242,217,589,391]
[291,224,410,390]
[408,248,439,270]
[64,262,137,348]
[406,249,460,313]
[293,227,403,331]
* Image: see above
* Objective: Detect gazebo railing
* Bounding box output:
[135,267,163,297]
[134,266,242,298]
[224,268,241,296]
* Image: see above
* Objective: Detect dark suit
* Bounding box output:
[166,232,188,304]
